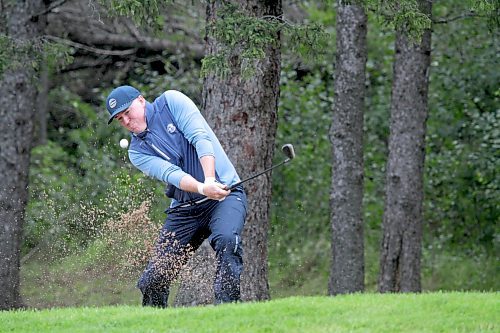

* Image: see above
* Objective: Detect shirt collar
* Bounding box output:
[145,101,154,126]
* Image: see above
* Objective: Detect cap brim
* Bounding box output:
[107,101,133,125]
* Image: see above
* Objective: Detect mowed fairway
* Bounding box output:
[1,292,498,333]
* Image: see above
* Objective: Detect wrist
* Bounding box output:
[197,182,205,195]
[204,176,216,184]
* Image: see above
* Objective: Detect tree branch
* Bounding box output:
[47,10,205,58]
[45,35,137,56]
[31,0,71,19]
[433,11,483,24]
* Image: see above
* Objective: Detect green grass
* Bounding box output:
[1,293,498,333]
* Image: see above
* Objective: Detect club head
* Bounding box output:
[281,144,295,161]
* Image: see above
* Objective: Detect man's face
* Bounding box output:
[115,96,147,133]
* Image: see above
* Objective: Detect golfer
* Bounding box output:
[105,85,247,307]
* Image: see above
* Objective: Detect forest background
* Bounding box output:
[3,0,498,308]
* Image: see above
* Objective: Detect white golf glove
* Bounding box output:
[197,177,227,201]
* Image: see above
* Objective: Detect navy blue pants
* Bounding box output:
[137,187,247,307]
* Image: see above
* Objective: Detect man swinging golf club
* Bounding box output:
[106,86,247,307]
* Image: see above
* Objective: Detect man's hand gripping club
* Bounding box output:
[179,154,230,202]
[178,175,229,201]
[197,176,229,201]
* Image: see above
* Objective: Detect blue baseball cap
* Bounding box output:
[106,85,141,124]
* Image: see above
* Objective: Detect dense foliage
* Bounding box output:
[425,7,499,254]
[270,1,498,292]
[22,0,498,298]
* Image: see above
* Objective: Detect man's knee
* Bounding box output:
[211,233,242,255]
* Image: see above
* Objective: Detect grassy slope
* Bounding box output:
[1,293,498,333]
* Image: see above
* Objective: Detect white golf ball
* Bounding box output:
[119,138,129,149]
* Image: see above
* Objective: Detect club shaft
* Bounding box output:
[229,158,289,190]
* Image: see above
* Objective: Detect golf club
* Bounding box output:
[228,144,295,190]
[166,144,296,213]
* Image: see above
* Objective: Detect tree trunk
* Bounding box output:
[0,0,44,310]
[328,2,367,295]
[378,0,432,293]
[175,0,281,303]
[35,57,49,146]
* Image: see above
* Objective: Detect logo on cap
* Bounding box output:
[109,98,117,109]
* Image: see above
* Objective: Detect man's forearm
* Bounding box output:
[177,155,216,192]
[199,155,216,181]
[179,174,203,194]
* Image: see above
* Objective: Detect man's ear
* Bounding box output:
[138,95,146,107]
